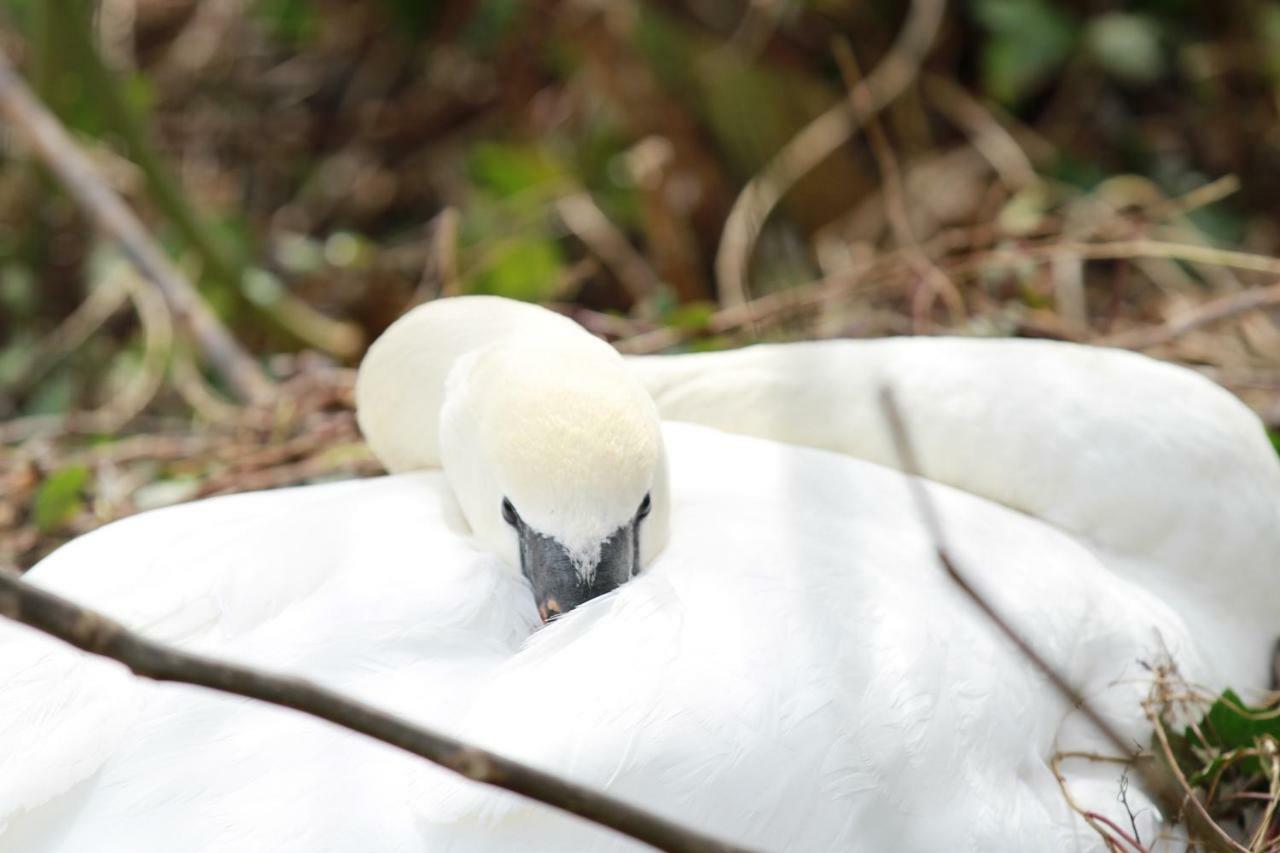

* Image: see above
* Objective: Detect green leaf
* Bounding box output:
[467,236,565,303]
[1186,688,1280,777]
[974,0,1077,104]
[665,301,717,332]
[33,465,90,533]
[253,0,316,46]
[467,143,565,199]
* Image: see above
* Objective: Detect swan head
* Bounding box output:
[439,343,669,620]
[357,300,670,623]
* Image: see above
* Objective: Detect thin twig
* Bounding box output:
[0,46,271,403]
[1099,281,1280,350]
[1145,703,1251,853]
[59,1,361,358]
[0,567,752,853]
[922,74,1038,190]
[876,387,1243,853]
[556,191,663,303]
[713,0,946,313]
[10,267,132,398]
[1084,812,1151,853]
[877,387,1133,753]
[831,36,964,328]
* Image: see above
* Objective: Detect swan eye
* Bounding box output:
[637,493,652,520]
[502,498,519,527]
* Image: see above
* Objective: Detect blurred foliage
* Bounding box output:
[5,0,1280,564]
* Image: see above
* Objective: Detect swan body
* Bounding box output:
[2,295,1278,851]
[628,337,1280,689]
[4,426,1194,852]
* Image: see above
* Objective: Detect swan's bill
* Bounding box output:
[507,494,648,622]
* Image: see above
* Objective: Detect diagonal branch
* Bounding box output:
[0,47,272,404]
[876,387,1245,853]
[0,567,750,853]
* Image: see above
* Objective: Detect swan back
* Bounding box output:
[629,337,1280,687]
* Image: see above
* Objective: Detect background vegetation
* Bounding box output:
[4,0,1280,569]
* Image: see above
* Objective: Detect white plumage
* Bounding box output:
[2,296,1277,852]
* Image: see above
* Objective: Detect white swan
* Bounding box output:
[1,295,1276,852]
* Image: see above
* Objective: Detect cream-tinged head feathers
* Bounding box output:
[356,296,669,617]
[441,343,668,576]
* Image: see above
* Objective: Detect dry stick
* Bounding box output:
[0,48,272,404]
[830,36,964,328]
[0,568,751,853]
[1145,704,1250,853]
[10,270,132,398]
[921,75,1038,191]
[713,0,946,313]
[1083,812,1150,853]
[952,238,1280,280]
[556,191,663,303]
[1098,281,1280,350]
[1050,752,1152,852]
[875,387,1244,853]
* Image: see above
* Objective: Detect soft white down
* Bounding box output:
[2,295,1278,852]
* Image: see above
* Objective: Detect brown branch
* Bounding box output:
[831,36,964,328]
[1082,812,1150,853]
[922,75,1039,191]
[0,567,752,853]
[875,387,1243,853]
[713,0,946,313]
[556,191,662,303]
[1098,281,1280,350]
[0,47,272,404]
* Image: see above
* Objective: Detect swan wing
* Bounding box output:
[1,473,536,851]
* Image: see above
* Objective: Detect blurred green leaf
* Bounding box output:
[461,0,522,55]
[468,236,565,303]
[974,0,1077,104]
[1086,13,1164,84]
[253,0,316,46]
[665,301,717,332]
[377,0,432,37]
[1261,4,1280,82]
[467,143,566,199]
[33,465,90,533]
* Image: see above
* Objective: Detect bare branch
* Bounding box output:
[831,35,964,327]
[556,191,663,302]
[922,75,1039,191]
[875,387,1243,853]
[0,46,272,404]
[1099,281,1280,350]
[0,568,751,853]
[714,0,946,313]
